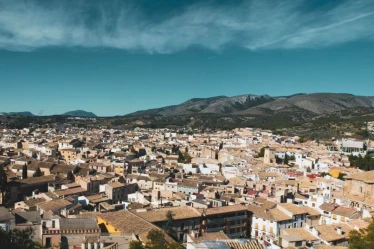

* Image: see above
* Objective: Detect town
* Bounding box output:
[1,124,374,249]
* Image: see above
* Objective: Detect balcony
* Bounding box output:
[206,227,224,232]
[228,223,246,229]
[228,231,243,237]
[226,215,247,222]
[207,218,225,224]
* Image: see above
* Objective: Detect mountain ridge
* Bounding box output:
[62,110,97,117]
[127,93,374,117]
[0,110,97,117]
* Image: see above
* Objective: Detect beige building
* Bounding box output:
[344,171,374,198]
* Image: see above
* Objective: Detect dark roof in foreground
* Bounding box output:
[60,218,99,230]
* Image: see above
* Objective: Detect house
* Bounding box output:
[36,199,73,215]
[127,174,153,190]
[105,182,136,204]
[178,180,202,195]
[280,227,320,248]
[96,210,176,242]
[200,205,249,238]
[41,216,100,249]
[50,164,78,178]
[132,206,201,242]
[89,162,112,173]
[59,149,81,164]
[314,223,353,246]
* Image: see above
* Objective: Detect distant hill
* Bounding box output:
[127,93,374,117]
[0,111,35,116]
[62,110,97,117]
[129,94,274,116]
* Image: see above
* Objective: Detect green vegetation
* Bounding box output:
[33,167,42,177]
[129,229,183,249]
[22,164,28,179]
[0,166,7,205]
[257,147,268,158]
[0,227,42,249]
[284,154,289,165]
[164,210,176,238]
[349,154,374,171]
[298,136,308,143]
[349,216,374,249]
[178,151,191,163]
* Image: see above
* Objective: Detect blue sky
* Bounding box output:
[1,0,374,116]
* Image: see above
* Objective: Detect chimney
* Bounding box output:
[336,227,343,235]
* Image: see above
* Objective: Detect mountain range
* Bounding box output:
[0,110,97,117]
[2,93,374,120]
[128,93,374,117]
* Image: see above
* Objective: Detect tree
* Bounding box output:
[0,227,42,249]
[338,172,347,181]
[0,166,7,205]
[33,167,42,177]
[284,154,289,165]
[145,229,166,249]
[164,211,176,237]
[219,142,223,150]
[349,216,374,248]
[66,170,75,181]
[178,151,185,163]
[129,241,144,249]
[22,164,28,179]
[257,147,266,157]
[166,242,184,249]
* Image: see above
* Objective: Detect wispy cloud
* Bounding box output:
[0,0,373,53]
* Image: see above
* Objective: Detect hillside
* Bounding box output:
[0,111,35,116]
[129,94,274,116]
[62,110,97,117]
[128,93,374,117]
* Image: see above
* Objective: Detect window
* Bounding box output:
[52,221,55,228]
[295,241,302,247]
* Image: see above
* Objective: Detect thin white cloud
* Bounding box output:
[0,0,374,53]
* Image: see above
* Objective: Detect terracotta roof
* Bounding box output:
[278,203,309,215]
[107,182,125,188]
[283,228,319,241]
[51,164,76,174]
[18,175,55,184]
[189,231,229,242]
[344,171,374,184]
[36,199,72,212]
[201,205,248,216]
[319,203,336,212]
[0,207,14,221]
[60,218,99,230]
[225,240,265,249]
[331,206,357,217]
[248,206,291,222]
[97,210,175,242]
[315,224,353,242]
[54,187,86,197]
[132,206,201,222]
